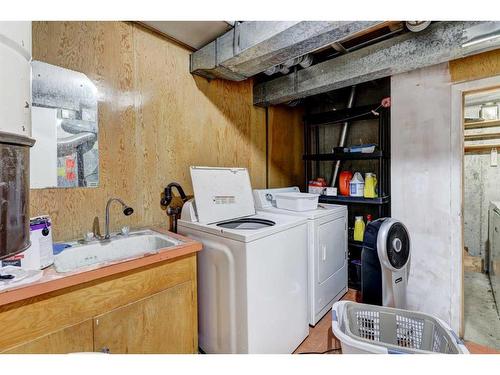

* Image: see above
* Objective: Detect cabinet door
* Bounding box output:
[2,320,93,354]
[93,281,196,354]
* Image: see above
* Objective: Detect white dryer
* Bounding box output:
[254,187,348,326]
[177,167,309,354]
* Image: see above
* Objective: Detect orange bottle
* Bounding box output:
[339,171,353,196]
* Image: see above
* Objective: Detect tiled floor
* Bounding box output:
[294,289,500,354]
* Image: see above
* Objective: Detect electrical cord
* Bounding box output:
[297,347,342,354]
[324,96,391,126]
[336,104,383,123]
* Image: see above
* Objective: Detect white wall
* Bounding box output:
[391,63,460,330]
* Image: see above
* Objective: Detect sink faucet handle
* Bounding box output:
[121,226,130,236]
[84,232,95,242]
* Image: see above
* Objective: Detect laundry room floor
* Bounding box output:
[464,271,500,350]
[294,289,361,354]
[294,288,500,354]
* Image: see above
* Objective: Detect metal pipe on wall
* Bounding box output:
[264,54,313,76]
[330,85,356,187]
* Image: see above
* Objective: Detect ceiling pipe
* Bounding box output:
[264,54,313,76]
[405,21,431,32]
[462,30,500,48]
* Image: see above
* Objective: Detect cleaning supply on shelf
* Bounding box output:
[354,216,365,242]
[339,171,353,196]
[364,173,378,198]
[366,214,373,224]
[308,178,327,195]
[349,144,376,153]
[349,172,364,197]
[325,187,337,196]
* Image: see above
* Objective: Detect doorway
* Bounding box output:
[461,86,500,349]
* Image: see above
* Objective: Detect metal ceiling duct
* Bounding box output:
[254,21,500,106]
[57,132,97,158]
[32,60,97,112]
[190,21,387,81]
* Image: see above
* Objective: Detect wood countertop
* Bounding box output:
[0,227,202,307]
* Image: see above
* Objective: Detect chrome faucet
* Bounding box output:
[104,198,134,239]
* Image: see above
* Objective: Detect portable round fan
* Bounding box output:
[361,218,411,309]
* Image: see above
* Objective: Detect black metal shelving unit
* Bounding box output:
[318,195,390,205]
[304,104,391,290]
[303,150,385,161]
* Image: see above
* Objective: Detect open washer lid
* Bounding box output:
[190,166,256,224]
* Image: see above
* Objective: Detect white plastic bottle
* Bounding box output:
[349,172,365,197]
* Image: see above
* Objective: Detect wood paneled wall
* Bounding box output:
[450,49,500,83]
[30,22,269,241]
[267,105,305,189]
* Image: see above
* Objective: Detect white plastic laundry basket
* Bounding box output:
[274,192,319,211]
[332,301,469,354]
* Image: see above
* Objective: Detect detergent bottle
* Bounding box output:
[339,171,353,196]
[349,172,364,197]
[364,173,378,198]
[353,216,365,242]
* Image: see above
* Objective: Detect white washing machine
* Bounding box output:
[253,187,348,326]
[177,167,309,354]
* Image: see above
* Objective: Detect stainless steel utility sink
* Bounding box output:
[53,230,182,273]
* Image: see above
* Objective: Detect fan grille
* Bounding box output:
[386,223,410,269]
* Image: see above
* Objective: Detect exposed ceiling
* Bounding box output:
[141,21,500,107]
[252,21,500,106]
[140,21,233,50]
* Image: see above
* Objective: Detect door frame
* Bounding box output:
[451,74,500,337]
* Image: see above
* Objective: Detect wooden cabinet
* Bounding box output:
[0,254,198,354]
[93,282,196,354]
[4,282,196,354]
[3,320,94,354]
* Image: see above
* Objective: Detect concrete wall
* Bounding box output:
[306,50,500,332]
[464,153,500,258]
[391,63,457,327]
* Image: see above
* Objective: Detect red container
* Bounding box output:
[339,171,353,196]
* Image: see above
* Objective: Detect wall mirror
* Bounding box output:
[30,60,99,188]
